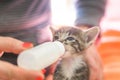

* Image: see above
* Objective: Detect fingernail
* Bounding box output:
[0,51,4,57]
[41,69,46,74]
[36,76,43,80]
[22,42,33,48]
[0,51,3,54]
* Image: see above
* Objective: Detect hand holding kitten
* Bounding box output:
[78,25,103,80]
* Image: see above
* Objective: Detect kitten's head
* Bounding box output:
[50,25,100,56]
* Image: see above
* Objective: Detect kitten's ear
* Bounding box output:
[49,25,56,35]
[49,25,62,34]
[84,26,100,46]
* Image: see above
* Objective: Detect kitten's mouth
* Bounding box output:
[62,49,74,58]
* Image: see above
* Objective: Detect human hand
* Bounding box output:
[0,60,45,80]
[0,36,33,55]
[0,36,45,80]
[85,44,103,80]
[78,25,103,80]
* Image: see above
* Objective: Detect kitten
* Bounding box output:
[50,26,100,80]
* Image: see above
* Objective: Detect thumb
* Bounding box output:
[0,36,33,54]
[0,61,44,80]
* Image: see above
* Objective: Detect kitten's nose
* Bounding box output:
[56,39,65,43]
[56,40,64,43]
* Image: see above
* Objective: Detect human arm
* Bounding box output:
[74,0,107,27]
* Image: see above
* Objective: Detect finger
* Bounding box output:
[45,74,53,80]
[90,45,103,68]
[0,61,44,80]
[85,52,97,80]
[90,45,104,80]
[15,69,44,80]
[45,62,58,80]
[0,37,33,54]
[85,45,103,80]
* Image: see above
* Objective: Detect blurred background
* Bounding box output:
[51,0,120,80]
[51,0,75,26]
[51,0,120,31]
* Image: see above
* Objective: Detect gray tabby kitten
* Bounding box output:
[50,26,100,80]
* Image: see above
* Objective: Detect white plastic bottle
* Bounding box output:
[17,41,65,70]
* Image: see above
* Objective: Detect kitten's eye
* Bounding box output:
[54,36,59,40]
[66,37,75,41]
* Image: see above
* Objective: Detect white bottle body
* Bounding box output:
[17,41,65,70]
